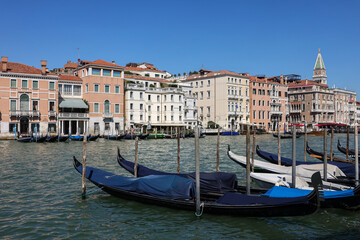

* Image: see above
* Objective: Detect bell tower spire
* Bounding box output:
[313,49,327,84]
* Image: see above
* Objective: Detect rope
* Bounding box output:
[195,202,204,217]
[81,186,104,197]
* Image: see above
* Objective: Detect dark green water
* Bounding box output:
[1,134,360,239]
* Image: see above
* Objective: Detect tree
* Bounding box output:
[207,121,219,129]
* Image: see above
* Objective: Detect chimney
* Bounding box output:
[285,77,288,85]
[112,60,116,64]
[2,56,8,72]
[280,74,284,85]
[40,60,47,75]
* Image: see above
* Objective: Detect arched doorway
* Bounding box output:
[20,117,29,134]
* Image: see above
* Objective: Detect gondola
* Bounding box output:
[69,135,84,141]
[87,135,100,141]
[116,134,126,140]
[117,149,358,209]
[306,142,354,163]
[103,135,119,140]
[222,131,240,136]
[58,136,69,142]
[148,133,165,139]
[272,133,300,139]
[46,135,59,142]
[123,134,141,140]
[117,148,238,194]
[228,145,349,190]
[73,156,320,217]
[256,145,356,186]
[17,136,32,142]
[139,133,149,139]
[337,140,356,157]
[32,136,47,143]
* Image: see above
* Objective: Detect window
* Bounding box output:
[164,95,167,101]
[115,104,120,113]
[157,95,160,102]
[164,106,167,111]
[148,116,151,121]
[94,122,100,132]
[179,106,182,112]
[130,103,133,110]
[130,91,133,98]
[115,123,120,131]
[258,110,261,119]
[148,105,151,111]
[258,100,261,106]
[94,84,99,93]
[179,116,182,121]
[32,80,38,89]
[49,82,55,90]
[9,123,17,133]
[253,110,256,119]
[22,80,28,89]
[195,82,198,87]
[140,104,143,110]
[179,95,181,101]
[164,116,167,121]
[115,85,120,93]
[171,95,174,101]
[11,79,17,88]
[258,89,261,95]
[207,80,210,86]
[200,92,203,99]
[48,123,56,133]
[94,103,99,113]
[105,123,110,131]
[140,115,143,121]
[171,105,174,111]
[105,85,110,93]
[253,89,256,94]
[104,100,110,114]
[157,106,160,112]
[74,85,81,96]
[207,91,210,99]
[85,84,88,92]
[49,101,55,111]
[10,100,16,111]
[253,100,255,106]
[200,81,203,87]
[171,116,174,121]
[148,95,151,101]
[32,100,38,111]
[113,71,121,77]
[92,68,100,75]
[59,84,62,93]
[157,116,160,121]
[279,91,282,97]
[103,70,111,76]
[20,94,29,111]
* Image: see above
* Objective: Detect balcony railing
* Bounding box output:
[49,111,57,117]
[290,109,302,113]
[228,95,239,100]
[58,112,89,118]
[103,113,113,118]
[9,110,40,117]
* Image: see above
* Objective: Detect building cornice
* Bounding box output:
[0,72,59,80]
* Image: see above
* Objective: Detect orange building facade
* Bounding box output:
[76,59,125,135]
[0,57,59,137]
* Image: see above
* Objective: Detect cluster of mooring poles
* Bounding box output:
[80,122,359,213]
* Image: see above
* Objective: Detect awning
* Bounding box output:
[59,99,88,109]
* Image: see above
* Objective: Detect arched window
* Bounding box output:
[20,94,29,111]
[104,100,110,114]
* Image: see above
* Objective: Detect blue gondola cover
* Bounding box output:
[263,186,354,199]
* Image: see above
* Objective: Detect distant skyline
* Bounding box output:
[1,0,359,95]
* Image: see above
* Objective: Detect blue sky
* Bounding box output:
[1,0,359,94]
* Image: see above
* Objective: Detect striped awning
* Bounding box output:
[59,99,88,109]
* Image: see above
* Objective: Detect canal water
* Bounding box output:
[1,134,360,239]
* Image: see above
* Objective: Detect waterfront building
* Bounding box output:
[182,69,250,130]
[76,59,125,135]
[250,75,288,131]
[356,101,360,125]
[58,74,89,135]
[124,74,185,132]
[0,57,59,137]
[179,82,197,129]
[125,62,172,79]
[333,88,356,125]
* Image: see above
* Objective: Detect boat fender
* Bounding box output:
[195,202,205,217]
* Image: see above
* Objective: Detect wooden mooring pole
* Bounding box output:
[323,128,328,182]
[195,126,201,216]
[246,125,251,195]
[347,126,350,161]
[355,123,359,186]
[177,127,180,174]
[216,127,220,172]
[292,125,296,188]
[330,127,334,162]
[251,127,256,173]
[304,121,307,162]
[277,122,281,165]
[134,136,139,178]
[81,128,87,199]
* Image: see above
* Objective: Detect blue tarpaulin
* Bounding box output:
[263,186,354,199]
[78,165,195,200]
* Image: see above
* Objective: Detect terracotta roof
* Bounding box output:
[81,59,124,68]
[124,74,172,83]
[125,66,166,73]
[58,74,82,82]
[287,80,328,88]
[1,61,56,75]
[185,70,249,80]
[64,61,78,69]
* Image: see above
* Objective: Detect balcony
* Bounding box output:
[271,111,283,115]
[58,112,89,119]
[311,108,323,113]
[228,95,239,100]
[9,110,40,117]
[290,109,301,114]
[49,111,57,117]
[103,113,113,118]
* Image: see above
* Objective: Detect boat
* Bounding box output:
[337,140,356,157]
[222,131,240,136]
[69,135,84,141]
[227,145,349,190]
[87,135,100,141]
[307,131,325,136]
[17,136,32,142]
[116,134,126,140]
[46,135,59,142]
[148,133,165,139]
[58,136,69,142]
[117,148,238,194]
[73,156,320,217]
[272,133,300,139]
[256,145,356,185]
[32,136,47,143]
[139,133,149,139]
[306,142,354,163]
